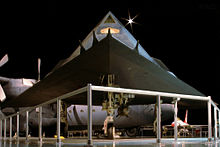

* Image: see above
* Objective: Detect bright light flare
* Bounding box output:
[128,19,133,24]
[122,10,139,33]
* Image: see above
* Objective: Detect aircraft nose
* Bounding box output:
[161,104,174,121]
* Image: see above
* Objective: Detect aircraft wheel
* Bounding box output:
[126,128,139,137]
[107,123,114,139]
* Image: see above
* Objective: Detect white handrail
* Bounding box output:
[0,84,215,119]
[91,85,210,101]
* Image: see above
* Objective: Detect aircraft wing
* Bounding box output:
[0,35,205,108]
[0,76,10,85]
[152,57,170,71]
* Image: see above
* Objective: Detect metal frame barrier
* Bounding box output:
[0,83,218,146]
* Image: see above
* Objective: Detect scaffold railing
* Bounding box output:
[0,84,219,145]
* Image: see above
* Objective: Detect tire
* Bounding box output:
[126,128,139,137]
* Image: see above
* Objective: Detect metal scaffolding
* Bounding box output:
[0,84,218,146]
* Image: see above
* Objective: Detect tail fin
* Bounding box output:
[184,109,188,123]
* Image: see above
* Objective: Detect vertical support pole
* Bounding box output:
[219,110,220,138]
[57,98,61,143]
[9,117,12,141]
[17,112,19,140]
[0,119,2,140]
[156,95,161,143]
[174,99,178,141]
[214,107,217,140]
[38,106,42,142]
[87,84,93,146]
[4,119,6,140]
[26,111,29,141]
[207,98,212,141]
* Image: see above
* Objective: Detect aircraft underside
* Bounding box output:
[0,103,174,137]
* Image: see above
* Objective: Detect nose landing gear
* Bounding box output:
[100,74,134,139]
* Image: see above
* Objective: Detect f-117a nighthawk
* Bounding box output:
[0,11,204,137]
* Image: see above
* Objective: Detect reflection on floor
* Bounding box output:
[1,137,220,147]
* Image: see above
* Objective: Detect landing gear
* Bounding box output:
[107,123,115,139]
[100,74,134,139]
[125,128,139,137]
[60,101,68,137]
[103,116,115,139]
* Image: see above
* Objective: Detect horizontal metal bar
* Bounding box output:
[0,85,214,121]
[91,85,210,101]
[1,86,87,120]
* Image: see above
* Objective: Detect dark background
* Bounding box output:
[0,1,219,123]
